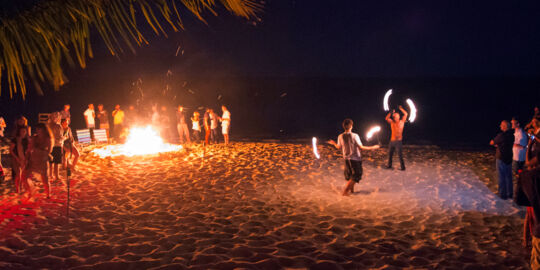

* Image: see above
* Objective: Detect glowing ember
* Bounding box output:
[383,89,392,111]
[406,98,417,123]
[92,126,182,157]
[366,126,381,140]
[312,137,320,159]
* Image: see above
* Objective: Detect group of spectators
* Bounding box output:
[0,103,231,198]
[490,107,540,267]
[81,103,231,145]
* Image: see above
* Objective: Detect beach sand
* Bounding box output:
[0,143,531,269]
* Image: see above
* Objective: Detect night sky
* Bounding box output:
[1,0,540,146]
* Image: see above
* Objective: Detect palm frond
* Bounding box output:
[0,0,262,98]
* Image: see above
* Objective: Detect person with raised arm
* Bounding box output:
[385,105,408,171]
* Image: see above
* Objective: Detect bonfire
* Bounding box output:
[92,126,182,157]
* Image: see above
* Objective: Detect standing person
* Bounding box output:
[61,119,79,172]
[10,116,31,182]
[96,104,110,139]
[160,106,171,142]
[10,126,29,192]
[327,119,380,196]
[20,123,53,198]
[490,120,515,200]
[125,105,138,128]
[60,104,71,125]
[385,105,408,170]
[0,116,6,182]
[209,109,219,144]
[176,105,191,144]
[112,105,125,142]
[47,112,65,182]
[0,116,6,137]
[203,108,211,144]
[11,116,31,137]
[84,104,96,140]
[512,118,528,175]
[220,105,231,145]
[515,118,540,268]
[191,111,201,143]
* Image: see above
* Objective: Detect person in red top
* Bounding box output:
[385,105,408,171]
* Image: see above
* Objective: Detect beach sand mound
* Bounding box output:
[0,142,530,269]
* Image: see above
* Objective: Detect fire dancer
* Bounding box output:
[176,105,190,144]
[220,105,231,145]
[490,120,514,199]
[385,105,408,171]
[327,119,380,196]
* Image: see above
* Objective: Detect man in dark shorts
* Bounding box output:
[328,119,379,196]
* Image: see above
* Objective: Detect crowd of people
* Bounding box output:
[0,103,232,197]
[488,107,540,267]
[79,103,231,145]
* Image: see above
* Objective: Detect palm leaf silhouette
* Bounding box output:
[0,0,262,98]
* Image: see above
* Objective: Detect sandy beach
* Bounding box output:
[0,142,531,269]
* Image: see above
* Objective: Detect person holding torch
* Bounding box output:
[328,119,379,196]
[385,105,408,171]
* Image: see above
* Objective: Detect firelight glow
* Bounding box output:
[406,98,417,123]
[312,137,320,159]
[92,126,182,157]
[383,89,392,111]
[366,126,381,140]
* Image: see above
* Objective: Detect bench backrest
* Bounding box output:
[76,129,91,144]
[94,129,108,143]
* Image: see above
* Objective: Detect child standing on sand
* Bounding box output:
[328,119,379,196]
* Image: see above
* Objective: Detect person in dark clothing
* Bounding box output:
[490,120,514,199]
[515,118,540,268]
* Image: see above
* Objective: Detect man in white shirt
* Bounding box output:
[84,104,96,129]
[327,119,379,196]
[512,118,528,175]
[84,104,96,140]
[220,105,231,145]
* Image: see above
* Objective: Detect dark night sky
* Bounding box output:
[174,0,540,77]
[1,0,540,146]
[77,0,540,78]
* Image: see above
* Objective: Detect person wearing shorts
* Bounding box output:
[48,112,65,181]
[328,118,379,196]
[220,105,231,145]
